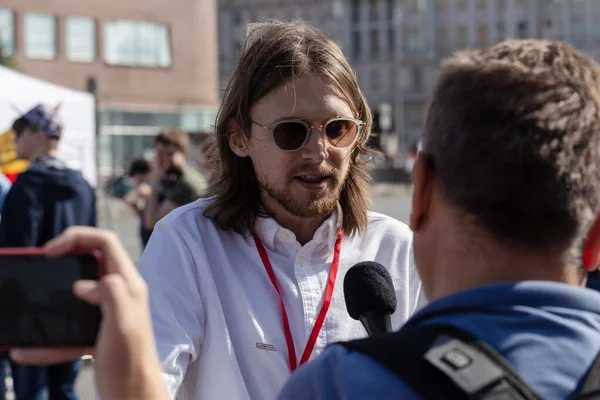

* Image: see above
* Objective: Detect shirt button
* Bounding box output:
[298,256,307,267]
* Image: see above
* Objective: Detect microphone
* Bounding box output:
[343,261,397,337]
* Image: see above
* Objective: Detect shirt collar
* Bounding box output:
[408,281,600,327]
[253,203,343,253]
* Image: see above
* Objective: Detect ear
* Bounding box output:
[409,151,434,233]
[583,214,600,272]
[227,119,249,158]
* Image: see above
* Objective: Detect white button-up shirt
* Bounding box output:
[138,199,425,400]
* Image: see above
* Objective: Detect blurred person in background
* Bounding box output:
[279,40,600,399]
[138,21,424,399]
[142,129,207,234]
[0,104,96,400]
[124,158,153,249]
[0,172,11,215]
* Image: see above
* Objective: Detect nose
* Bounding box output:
[301,125,328,162]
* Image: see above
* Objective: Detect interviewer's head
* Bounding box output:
[410,40,600,300]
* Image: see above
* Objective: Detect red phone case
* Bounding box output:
[0,247,106,276]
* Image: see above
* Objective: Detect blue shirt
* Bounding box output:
[278,282,600,400]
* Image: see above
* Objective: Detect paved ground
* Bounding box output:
[71,183,414,398]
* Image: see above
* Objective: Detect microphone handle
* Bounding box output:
[359,310,392,337]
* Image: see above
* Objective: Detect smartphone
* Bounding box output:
[0,249,102,347]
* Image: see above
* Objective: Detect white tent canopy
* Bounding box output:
[0,65,97,187]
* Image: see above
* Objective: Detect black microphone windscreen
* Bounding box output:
[343,261,397,320]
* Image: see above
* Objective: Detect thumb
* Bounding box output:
[73,280,101,305]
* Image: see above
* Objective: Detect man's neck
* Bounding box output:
[260,193,330,246]
[425,239,581,301]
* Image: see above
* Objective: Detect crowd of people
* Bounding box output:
[1,18,600,400]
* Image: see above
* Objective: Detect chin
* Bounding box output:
[274,191,339,219]
[293,193,340,218]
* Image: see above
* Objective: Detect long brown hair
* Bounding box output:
[204,20,376,237]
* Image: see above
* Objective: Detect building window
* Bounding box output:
[0,9,14,55]
[456,0,467,11]
[232,11,241,25]
[386,0,395,19]
[352,30,361,59]
[405,26,426,53]
[351,0,360,22]
[477,25,488,47]
[24,12,57,60]
[331,0,344,19]
[497,21,505,40]
[388,28,395,52]
[369,0,379,20]
[411,67,423,90]
[370,29,379,57]
[540,19,554,39]
[104,20,172,67]
[457,25,468,47]
[436,0,448,11]
[476,0,487,12]
[517,21,528,38]
[405,0,427,11]
[66,17,96,62]
[437,26,449,54]
[497,0,506,10]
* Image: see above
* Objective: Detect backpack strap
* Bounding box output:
[339,323,544,400]
[572,349,600,399]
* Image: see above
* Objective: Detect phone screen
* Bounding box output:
[0,254,100,347]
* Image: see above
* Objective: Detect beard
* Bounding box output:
[257,165,345,219]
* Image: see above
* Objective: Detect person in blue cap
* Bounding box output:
[0,104,96,400]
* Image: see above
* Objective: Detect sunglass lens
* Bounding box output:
[325,119,358,148]
[272,121,308,151]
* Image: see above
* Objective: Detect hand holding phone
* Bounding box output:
[9,227,168,400]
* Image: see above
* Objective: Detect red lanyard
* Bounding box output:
[252,229,343,372]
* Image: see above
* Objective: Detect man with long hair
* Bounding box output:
[279,40,600,399]
[138,21,424,399]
